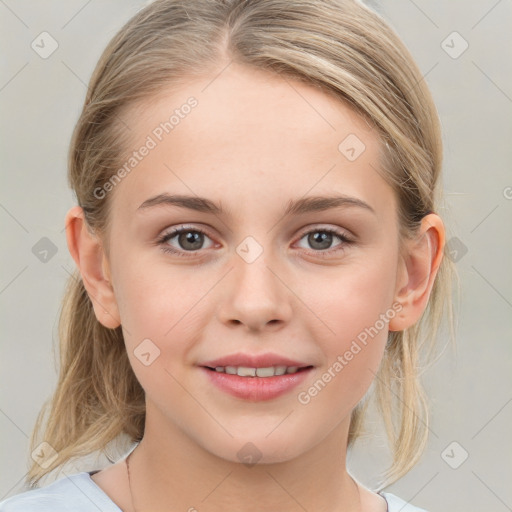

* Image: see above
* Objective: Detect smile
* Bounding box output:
[200,365,314,401]
[206,365,308,377]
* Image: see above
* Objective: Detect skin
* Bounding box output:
[66,62,445,512]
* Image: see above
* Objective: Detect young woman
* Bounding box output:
[0,1,455,510]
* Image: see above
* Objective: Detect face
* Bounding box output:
[102,63,405,463]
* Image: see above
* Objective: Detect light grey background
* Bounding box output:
[1,1,511,510]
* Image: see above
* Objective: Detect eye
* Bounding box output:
[295,227,354,257]
[156,226,215,257]
[156,225,354,259]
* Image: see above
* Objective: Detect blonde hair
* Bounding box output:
[26,0,457,490]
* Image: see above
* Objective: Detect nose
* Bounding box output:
[215,246,293,332]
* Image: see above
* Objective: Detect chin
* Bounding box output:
[202,434,310,467]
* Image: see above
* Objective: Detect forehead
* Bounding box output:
[112,63,394,220]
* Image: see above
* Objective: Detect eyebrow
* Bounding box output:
[137,193,376,216]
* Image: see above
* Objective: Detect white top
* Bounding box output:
[0,471,428,511]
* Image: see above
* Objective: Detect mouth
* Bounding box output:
[202,365,313,377]
[198,353,314,401]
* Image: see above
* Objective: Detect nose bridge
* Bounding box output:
[216,234,292,330]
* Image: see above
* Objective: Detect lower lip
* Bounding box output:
[200,367,313,401]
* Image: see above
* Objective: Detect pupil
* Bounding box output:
[310,231,331,250]
[180,231,203,250]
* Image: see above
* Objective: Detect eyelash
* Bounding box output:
[156,225,354,259]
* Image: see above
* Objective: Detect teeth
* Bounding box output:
[237,366,256,377]
[211,365,303,377]
[256,367,274,377]
[275,365,287,375]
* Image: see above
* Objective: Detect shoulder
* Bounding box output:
[380,492,429,512]
[0,472,122,512]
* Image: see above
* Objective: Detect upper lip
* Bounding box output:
[200,352,312,369]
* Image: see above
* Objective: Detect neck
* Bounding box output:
[127,404,361,512]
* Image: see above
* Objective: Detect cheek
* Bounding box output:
[113,254,183,331]
[294,257,396,404]
[112,259,205,406]
[112,256,212,362]
[299,254,397,341]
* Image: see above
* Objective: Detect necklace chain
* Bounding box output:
[125,449,362,512]
[126,450,137,512]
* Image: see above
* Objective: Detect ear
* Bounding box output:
[64,206,121,329]
[389,213,445,332]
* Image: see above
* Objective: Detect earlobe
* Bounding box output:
[388,214,445,332]
[64,206,121,329]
